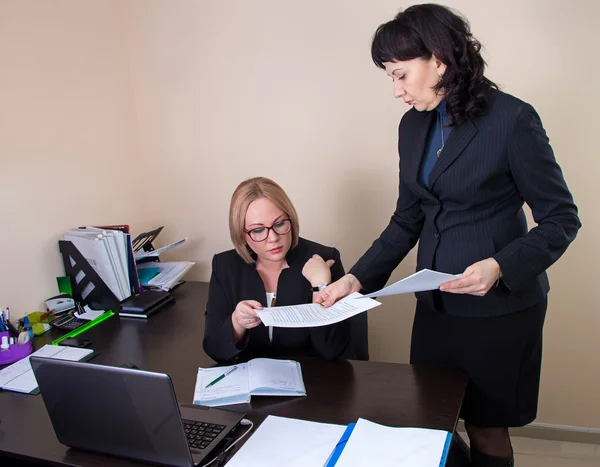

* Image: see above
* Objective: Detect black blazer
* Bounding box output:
[350,90,581,317]
[203,237,350,362]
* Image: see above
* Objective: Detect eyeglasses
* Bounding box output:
[244,219,292,242]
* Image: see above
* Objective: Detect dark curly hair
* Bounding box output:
[371,3,497,125]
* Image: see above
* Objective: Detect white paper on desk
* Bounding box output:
[226,415,346,467]
[334,418,451,467]
[74,305,106,321]
[361,269,462,298]
[256,293,381,328]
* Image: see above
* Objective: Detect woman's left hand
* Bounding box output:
[302,254,334,288]
[439,258,502,296]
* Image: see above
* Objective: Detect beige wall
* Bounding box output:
[0,1,151,315]
[1,0,598,428]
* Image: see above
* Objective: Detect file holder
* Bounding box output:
[132,226,164,260]
[58,240,121,311]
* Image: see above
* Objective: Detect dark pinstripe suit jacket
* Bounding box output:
[350,89,581,317]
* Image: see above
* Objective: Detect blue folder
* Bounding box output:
[324,424,452,467]
[324,423,355,467]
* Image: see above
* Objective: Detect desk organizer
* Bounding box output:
[0,331,33,365]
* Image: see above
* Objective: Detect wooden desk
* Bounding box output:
[0,282,467,466]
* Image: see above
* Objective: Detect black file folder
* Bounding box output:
[119,290,175,318]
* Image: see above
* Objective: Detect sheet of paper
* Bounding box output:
[74,305,106,321]
[256,293,381,328]
[361,269,462,298]
[248,359,305,396]
[226,415,346,467]
[193,364,250,406]
[334,418,450,467]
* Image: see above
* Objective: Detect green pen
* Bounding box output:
[204,366,238,388]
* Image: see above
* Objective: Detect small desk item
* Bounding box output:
[118,290,175,318]
[0,344,96,394]
[193,358,306,407]
[332,418,452,467]
[50,313,88,331]
[0,331,33,365]
[226,415,347,467]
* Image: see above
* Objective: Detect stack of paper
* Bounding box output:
[64,227,133,301]
[137,261,194,291]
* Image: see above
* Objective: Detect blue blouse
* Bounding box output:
[418,100,453,188]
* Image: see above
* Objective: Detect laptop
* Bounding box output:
[30,357,246,467]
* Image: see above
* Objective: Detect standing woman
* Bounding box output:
[318,4,581,466]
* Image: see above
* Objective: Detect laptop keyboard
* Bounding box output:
[183,420,227,450]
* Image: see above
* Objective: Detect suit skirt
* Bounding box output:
[410,296,547,427]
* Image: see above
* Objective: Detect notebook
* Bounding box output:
[118,290,174,318]
[0,344,96,394]
[193,358,305,407]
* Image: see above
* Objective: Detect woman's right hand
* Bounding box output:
[315,274,362,308]
[231,300,263,342]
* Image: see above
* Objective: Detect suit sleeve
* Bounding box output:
[202,255,245,362]
[493,104,581,291]
[309,247,350,360]
[349,124,425,292]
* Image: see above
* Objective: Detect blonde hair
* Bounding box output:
[229,177,299,263]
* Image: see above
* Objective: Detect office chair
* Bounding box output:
[345,313,369,361]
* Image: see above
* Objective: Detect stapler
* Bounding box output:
[44,294,76,315]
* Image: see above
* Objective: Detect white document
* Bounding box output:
[193,358,305,407]
[334,418,451,467]
[0,345,95,394]
[256,293,381,328]
[74,305,106,321]
[134,237,188,260]
[361,269,462,298]
[226,415,346,467]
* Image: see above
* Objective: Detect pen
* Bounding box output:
[205,366,238,388]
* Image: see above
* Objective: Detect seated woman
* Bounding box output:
[203,177,349,363]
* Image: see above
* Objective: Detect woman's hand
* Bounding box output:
[302,254,335,287]
[315,274,363,307]
[231,300,263,342]
[439,258,502,296]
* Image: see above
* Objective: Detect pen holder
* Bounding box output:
[0,331,33,365]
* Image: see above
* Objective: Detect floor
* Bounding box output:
[459,432,600,466]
